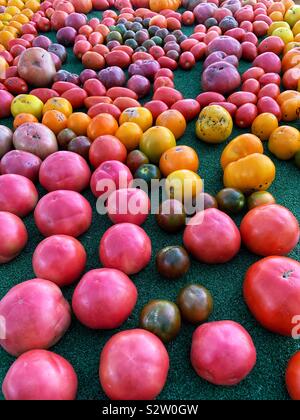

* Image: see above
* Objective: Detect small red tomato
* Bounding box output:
[242,78,260,94]
[182,10,195,25]
[88,103,121,119]
[154,68,174,80]
[242,66,264,81]
[30,88,59,103]
[106,87,138,100]
[190,42,207,60]
[235,103,258,128]
[0,211,28,264]
[196,92,225,108]
[228,91,257,107]
[224,28,245,42]
[286,352,300,400]
[52,81,77,95]
[105,50,131,68]
[89,135,127,167]
[180,38,198,51]
[4,77,28,95]
[153,87,183,107]
[209,102,237,117]
[171,99,200,121]
[73,40,92,58]
[179,51,196,70]
[154,77,174,91]
[241,41,257,61]
[258,83,280,100]
[257,96,281,119]
[62,88,87,109]
[157,56,178,70]
[242,32,258,45]
[258,36,285,55]
[144,100,169,119]
[259,72,281,87]
[149,46,165,60]
[113,97,141,111]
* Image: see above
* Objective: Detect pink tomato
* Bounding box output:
[89,135,127,168]
[0,151,41,182]
[0,211,28,263]
[107,188,150,225]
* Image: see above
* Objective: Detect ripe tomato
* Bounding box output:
[2,350,78,400]
[89,135,127,167]
[72,268,137,329]
[34,190,92,237]
[99,223,152,275]
[286,352,300,400]
[0,279,71,356]
[171,99,200,121]
[244,256,300,336]
[32,235,87,287]
[0,150,41,182]
[0,211,28,264]
[159,145,199,177]
[235,103,258,128]
[240,204,299,256]
[191,321,256,386]
[99,329,169,400]
[87,113,119,141]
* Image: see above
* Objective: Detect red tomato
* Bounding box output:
[61,88,87,109]
[32,235,87,287]
[258,36,285,55]
[153,77,174,91]
[52,81,77,95]
[72,268,137,329]
[157,56,178,70]
[259,72,281,87]
[99,329,169,400]
[241,42,258,62]
[196,92,225,108]
[183,209,241,264]
[253,52,281,74]
[241,205,299,256]
[88,103,121,119]
[0,90,14,118]
[105,51,130,68]
[242,66,264,82]
[107,188,150,225]
[286,352,300,400]
[4,77,28,95]
[154,68,174,80]
[244,256,300,336]
[190,42,207,60]
[0,174,38,218]
[89,135,127,167]
[235,103,258,128]
[225,28,245,42]
[209,102,237,116]
[242,32,258,45]
[113,97,141,111]
[171,99,201,121]
[0,211,28,263]
[99,223,152,275]
[0,279,71,356]
[84,96,112,108]
[34,190,92,237]
[179,51,196,70]
[30,88,59,103]
[0,151,41,182]
[283,67,300,90]
[242,78,260,94]
[191,321,256,386]
[228,91,257,107]
[144,100,169,119]
[257,97,282,119]
[258,83,280,100]
[2,350,78,400]
[153,87,183,107]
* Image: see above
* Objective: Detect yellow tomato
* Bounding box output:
[292,19,300,35]
[116,122,143,151]
[220,134,263,170]
[284,5,300,28]
[140,126,176,164]
[11,94,44,119]
[268,21,290,36]
[165,170,203,202]
[8,0,25,9]
[24,0,40,12]
[22,7,34,17]
[119,107,153,132]
[6,6,20,15]
[251,113,279,141]
[281,96,300,121]
[13,13,29,24]
[268,125,300,159]
[0,56,8,80]
[43,97,73,118]
[270,11,284,22]
[0,30,14,48]
[196,105,233,144]
[0,13,13,22]
[272,27,294,44]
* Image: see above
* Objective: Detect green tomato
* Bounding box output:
[134,164,161,186]
[216,188,245,214]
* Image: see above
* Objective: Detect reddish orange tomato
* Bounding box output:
[156,110,187,140]
[13,113,38,129]
[87,113,119,141]
[286,352,300,400]
[42,110,68,135]
[67,113,91,136]
[159,145,199,177]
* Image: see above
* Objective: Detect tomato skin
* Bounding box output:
[196,92,225,108]
[32,235,87,287]
[241,204,299,257]
[183,208,241,264]
[87,103,121,120]
[257,97,282,120]
[99,329,169,400]
[2,350,78,400]
[72,268,137,329]
[191,321,256,386]
[0,212,28,264]
[242,66,265,82]
[241,78,260,95]
[61,88,87,109]
[34,190,92,238]
[144,100,169,119]
[244,256,300,336]
[258,83,280,100]
[286,352,300,400]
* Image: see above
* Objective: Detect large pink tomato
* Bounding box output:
[32,235,87,287]
[201,61,241,95]
[0,279,71,356]
[191,321,257,386]
[107,188,150,225]
[34,190,92,237]
[183,208,241,263]
[0,150,42,182]
[2,350,78,400]
[90,160,133,198]
[0,211,28,263]
[99,329,169,400]
[72,268,137,329]
[0,174,38,217]
[99,223,152,275]
[39,151,91,192]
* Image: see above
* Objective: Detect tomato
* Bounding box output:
[159,145,199,177]
[107,87,138,101]
[241,204,299,256]
[251,112,279,141]
[247,191,276,210]
[0,279,71,356]
[268,126,300,160]
[257,97,282,119]
[191,321,256,386]
[196,192,218,211]
[183,208,241,264]
[241,41,258,61]
[177,284,213,324]
[107,188,150,226]
[144,100,169,120]
[258,36,285,55]
[196,105,233,143]
[105,50,131,68]
[99,223,152,275]
[258,83,280,100]
[140,300,181,342]
[259,72,281,86]
[99,329,169,400]
[119,107,153,132]
[34,190,92,238]
[0,211,28,264]
[283,66,300,90]
[0,150,41,182]
[0,174,38,218]
[83,78,106,96]
[228,91,257,107]
[32,235,87,287]
[89,135,127,167]
[126,150,149,174]
[156,109,186,139]
[156,199,186,233]
[216,188,245,214]
[156,246,190,279]
[153,87,183,107]
[68,136,91,159]
[166,169,202,202]
[2,350,78,400]
[171,99,200,121]
[140,126,176,164]
[241,66,265,82]
[87,113,119,140]
[196,92,225,108]
[72,268,137,329]
[242,78,260,94]
[244,256,300,336]
[286,352,300,400]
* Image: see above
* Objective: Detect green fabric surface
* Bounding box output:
[0,10,300,401]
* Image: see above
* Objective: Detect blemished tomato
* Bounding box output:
[99,329,169,400]
[72,268,137,330]
[34,190,92,238]
[177,284,213,324]
[286,352,300,400]
[32,235,87,287]
[247,191,276,210]
[196,105,233,144]
[156,246,190,279]
[166,170,203,202]
[99,223,152,275]
[191,321,256,386]
[140,126,176,164]
[0,278,71,356]
[42,110,68,135]
[119,107,153,132]
[269,126,300,160]
[159,145,199,177]
[89,135,127,168]
[43,97,73,117]
[0,211,28,264]
[67,112,91,136]
[156,199,186,233]
[139,300,181,343]
[244,256,300,336]
[240,204,299,256]
[183,208,241,264]
[2,350,78,401]
[0,174,38,218]
[39,151,91,192]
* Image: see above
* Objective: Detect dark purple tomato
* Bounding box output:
[67,136,91,160]
[57,129,77,149]
[126,150,149,174]
[216,188,246,214]
[156,199,186,233]
[156,246,190,279]
[177,284,213,324]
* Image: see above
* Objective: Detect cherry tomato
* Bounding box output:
[177,284,213,324]
[244,256,300,336]
[156,199,186,233]
[235,103,258,128]
[0,211,28,264]
[228,92,257,107]
[171,99,200,121]
[259,72,281,87]
[216,188,246,214]
[241,78,260,95]
[247,191,276,210]
[134,163,161,186]
[257,96,282,119]
[156,246,190,279]
[126,150,149,174]
[68,136,91,159]
[286,352,300,400]
[258,83,280,100]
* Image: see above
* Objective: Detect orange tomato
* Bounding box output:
[269,11,284,21]
[42,110,68,135]
[67,112,91,136]
[159,145,199,177]
[87,113,119,141]
[277,90,300,105]
[156,110,187,140]
[281,97,300,121]
[282,50,300,72]
[43,97,73,117]
[115,122,143,151]
[119,107,153,132]
[13,113,38,129]
[268,126,300,160]
[283,65,300,89]
[251,113,279,141]
[268,2,285,14]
